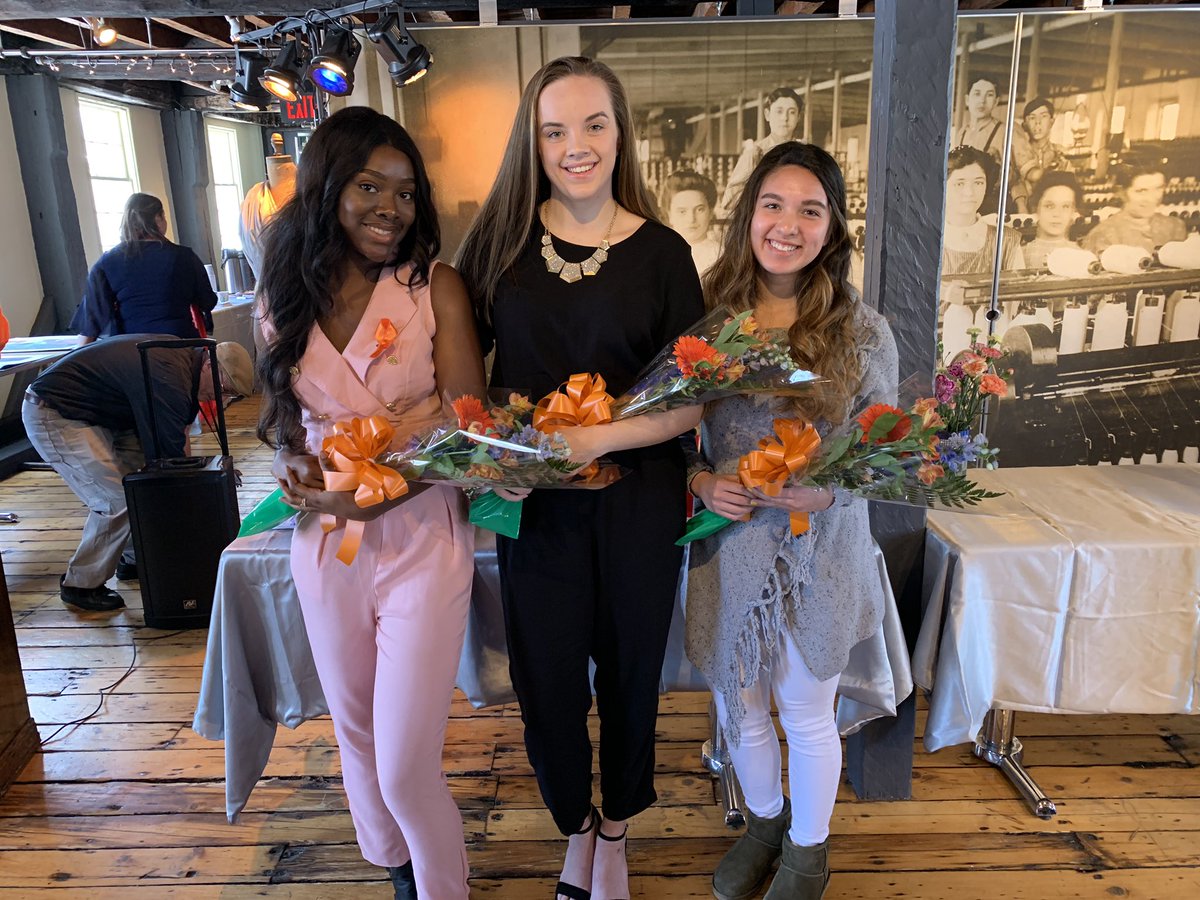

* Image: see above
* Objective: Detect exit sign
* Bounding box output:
[280,94,318,122]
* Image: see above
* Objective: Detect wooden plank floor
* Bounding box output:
[2,398,1198,898]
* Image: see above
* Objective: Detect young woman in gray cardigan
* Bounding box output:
[685,142,898,900]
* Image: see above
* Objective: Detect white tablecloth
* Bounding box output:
[210,297,257,363]
[194,526,912,821]
[914,465,1200,752]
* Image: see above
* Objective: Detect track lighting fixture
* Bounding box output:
[86,17,118,48]
[307,27,362,96]
[230,54,272,110]
[259,38,307,103]
[368,12,432,87]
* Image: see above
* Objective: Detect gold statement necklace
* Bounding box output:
[541,201,619,284]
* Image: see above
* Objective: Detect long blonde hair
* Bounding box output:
[455,56,659,332]
[704,141,861,424]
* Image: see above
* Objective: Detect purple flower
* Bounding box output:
[946,362,964,378]
[934,373,958,403]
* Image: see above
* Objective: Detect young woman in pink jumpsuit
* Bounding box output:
[256,107,485,900]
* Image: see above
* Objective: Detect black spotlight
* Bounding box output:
[308,27,362,96]
[368,12,432,87]
[230,54,272,110]
[260,37,307,103]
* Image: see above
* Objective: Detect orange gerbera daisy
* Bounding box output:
[673,335,727,379]
[856,403,912,444]
[452,395,495,432]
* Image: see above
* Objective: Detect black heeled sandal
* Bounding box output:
[387,860,417,900]
[593,822,630,900]
[556,806,600,900]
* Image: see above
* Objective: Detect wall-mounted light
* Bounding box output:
[260,38,307,102]
[368,12,431,87]
[230,54,272,110]
[308,27,361,96]
[86,17,118,47]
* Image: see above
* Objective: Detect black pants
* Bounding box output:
[497,449,686,835]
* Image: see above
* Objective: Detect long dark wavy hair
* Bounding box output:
[455,56,659,333]
[256,106,440,450]
[703,141,860,424]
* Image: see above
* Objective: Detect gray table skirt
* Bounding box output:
[194,526,911,821]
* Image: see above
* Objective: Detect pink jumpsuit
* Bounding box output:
[287,262,474,897]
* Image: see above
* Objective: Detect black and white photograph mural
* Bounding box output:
[940,9,1200,467]
[400,17,873,283]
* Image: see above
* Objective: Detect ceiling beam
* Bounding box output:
[2,0,710,19]
[777,2,824,13]
[0,1,700,19]
[57,16,192,50]
[0,19,86,49]
[153,16,234,48]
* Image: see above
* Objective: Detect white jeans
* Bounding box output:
[22,393,141,588]
[713,631,842,847]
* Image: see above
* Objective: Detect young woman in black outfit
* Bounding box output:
[456,57,704,900]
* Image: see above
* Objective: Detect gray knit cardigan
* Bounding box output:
[684,305,899,745]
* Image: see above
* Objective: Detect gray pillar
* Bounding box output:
[160,108,215,268]
[4,74,87,334]
[847,0,957,802]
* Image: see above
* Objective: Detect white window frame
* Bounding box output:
[207,123,245,252]
[77,97,139,251]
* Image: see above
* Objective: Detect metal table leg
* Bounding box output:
[702,697,745,828]
[973,709,1057,819]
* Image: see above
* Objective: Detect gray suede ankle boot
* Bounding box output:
[762,835,829,900]
[711,796,791,900]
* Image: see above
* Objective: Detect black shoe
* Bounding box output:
[387,861,418,900]
[60,576,126,612]
[115,559,138,581]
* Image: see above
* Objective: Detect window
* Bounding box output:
[78,98,138,250]
[1158,102,1179,142]
[207,124,244,251]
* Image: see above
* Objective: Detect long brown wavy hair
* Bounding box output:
[455,56,659,334]
[703,141,860,424]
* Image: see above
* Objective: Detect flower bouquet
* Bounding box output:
[610,307,824,419]
[238,388,622,552]
[677,357,1009,545]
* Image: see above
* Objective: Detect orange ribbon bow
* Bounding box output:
[533,373,614,433]
[320,416,409,564]
[738,418,822,536]
[369,318,398,359]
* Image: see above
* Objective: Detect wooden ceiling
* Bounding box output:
[0,1,1189,61]
[0,0,1191,105]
